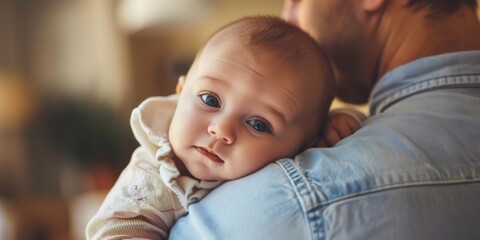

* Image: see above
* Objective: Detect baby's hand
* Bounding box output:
[318,109,366,147]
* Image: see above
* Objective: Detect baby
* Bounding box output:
[86,16,364,239]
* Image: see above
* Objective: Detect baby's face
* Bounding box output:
[169,40,324,181]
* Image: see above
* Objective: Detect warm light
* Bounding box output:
[0,73,35,129]
[117,0,213,32]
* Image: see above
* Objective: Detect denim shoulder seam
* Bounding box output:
[374,74,480,114]
[277,159,480,240]
[322,178,480,207]
[277,159,325,240]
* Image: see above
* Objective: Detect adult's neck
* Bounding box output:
[378,4,480,79]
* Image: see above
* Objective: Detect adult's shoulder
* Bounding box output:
[170,162,311,239]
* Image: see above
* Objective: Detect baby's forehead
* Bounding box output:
[195,17,335,102]
[200,27,333,90]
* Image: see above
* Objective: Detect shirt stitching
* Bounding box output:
[277,159,325,240]
[374,74,480,114]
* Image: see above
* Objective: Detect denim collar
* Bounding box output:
[369,51,480,115]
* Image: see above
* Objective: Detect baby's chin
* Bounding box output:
[180,162,223,181]
[189,169,224,181]
[184,157,273,181]
[188,166,250,181]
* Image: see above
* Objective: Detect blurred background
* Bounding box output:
[0,0,283,239]
[0,1,479,239]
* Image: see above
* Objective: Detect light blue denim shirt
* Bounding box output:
[169,51,480,240]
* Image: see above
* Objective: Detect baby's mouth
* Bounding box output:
[195,147,224,163]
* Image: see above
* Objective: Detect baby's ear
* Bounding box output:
[176,75,186,94]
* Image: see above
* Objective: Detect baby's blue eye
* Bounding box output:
[247,119,271,133]
[200,93,220,108]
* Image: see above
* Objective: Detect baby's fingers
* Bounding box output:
[328,114,357,138]
[324,124,342,147]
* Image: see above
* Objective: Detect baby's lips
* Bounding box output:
[196,146,225,163]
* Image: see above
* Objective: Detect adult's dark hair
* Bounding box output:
[407,0,477,18]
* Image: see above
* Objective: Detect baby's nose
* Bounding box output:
[208,124,235,144]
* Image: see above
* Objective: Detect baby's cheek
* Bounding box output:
[169,113,189,148]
